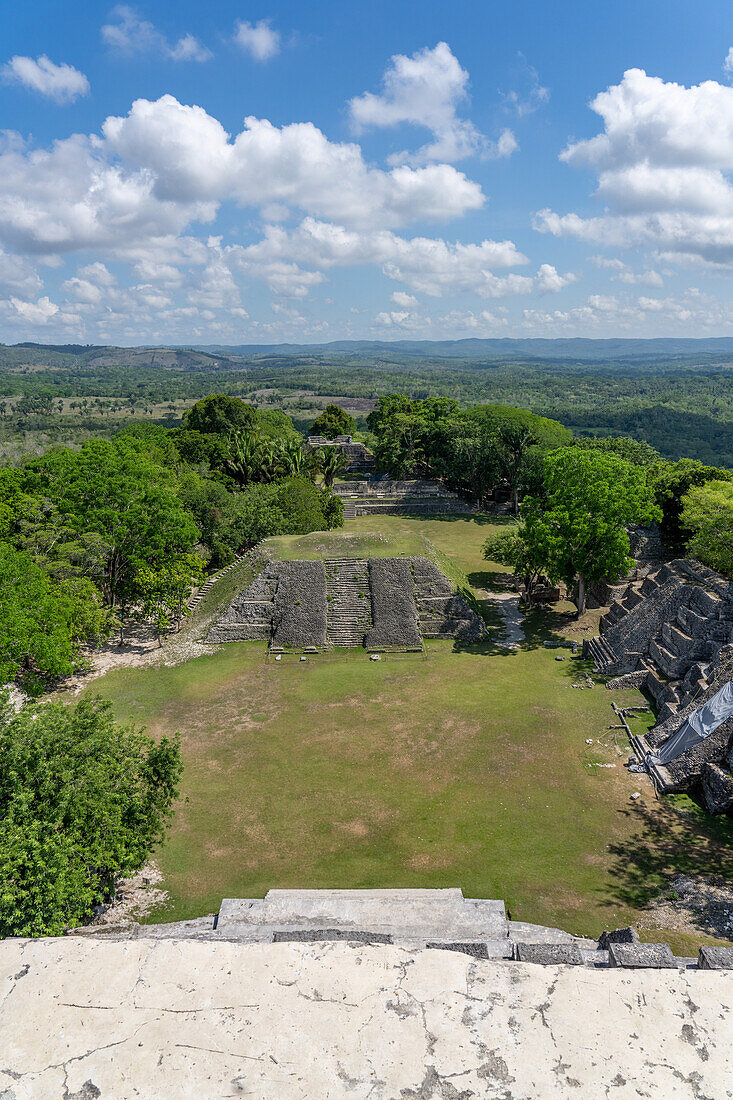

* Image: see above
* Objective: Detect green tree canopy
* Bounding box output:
[573,435,663,467]
[522,448,660,615]
[648,458,733,553]
[0,543,110,694]
[183,394,259,435]
[21,439,198,606]
[310,404,356,439]
[681,480,733,578]
[0,696,182,937]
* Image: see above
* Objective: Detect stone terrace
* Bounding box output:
[208,556,487,650]
[334,478,475,519]
[6,924,731,1098]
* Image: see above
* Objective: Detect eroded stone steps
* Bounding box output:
[325,559,372,646]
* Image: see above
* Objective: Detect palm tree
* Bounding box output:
[318,446,349,488]
[225,430,264,487]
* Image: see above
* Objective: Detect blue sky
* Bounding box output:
[2,0,733,344]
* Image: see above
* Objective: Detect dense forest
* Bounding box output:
[2,342,733,466]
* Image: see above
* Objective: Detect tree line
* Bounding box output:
[0,394,349,695]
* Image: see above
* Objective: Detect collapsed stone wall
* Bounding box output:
[206,562,278,643]
[591,557,733,810]
[411,558,488,642]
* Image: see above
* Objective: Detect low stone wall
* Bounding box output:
[366,558,422,648]
[272,560,328,648]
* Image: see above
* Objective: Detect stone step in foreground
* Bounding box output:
[67,888,733,971]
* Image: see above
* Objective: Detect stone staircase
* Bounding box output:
[585,634,617,671]
[334,479,475,516]
[584,559,733,727]
[325,559,373,647]
[75,888,726,969]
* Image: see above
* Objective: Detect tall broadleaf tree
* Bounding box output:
[522,448,660,615]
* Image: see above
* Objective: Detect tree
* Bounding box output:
[648,459,733,553]
[0,543,111,694]
[495,423,537,514]
[573,436,662,467]
[483,529,545,605]
[317,446,349,488]
[310,404,356,439]
[522,448,660,616]
[21,440,198,608]
[681,480,733,578]
[0,696,182,937]
[183,394,258,436]
[135,553,205,642]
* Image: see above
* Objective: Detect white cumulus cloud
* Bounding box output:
[537,68,733,265]
[349,42,516,165]
[102,95,485,228]
[3,55,89,104]
[233,19,281,61]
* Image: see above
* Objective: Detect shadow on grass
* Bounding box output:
[604,797,733,912]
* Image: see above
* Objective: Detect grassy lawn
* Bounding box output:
[85,514,733,954]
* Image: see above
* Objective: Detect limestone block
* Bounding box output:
[514,943,584,965]
[608,942,676,968]
[701,762,733,814]
[598,927,640,949]
[699,945,733,969]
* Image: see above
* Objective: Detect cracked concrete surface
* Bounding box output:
[0,938,731,1098]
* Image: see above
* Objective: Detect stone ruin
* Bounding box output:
[305,434,376,475]
[333,477,476,519]
[67,887,733,971]
[583,549,733,812]
[207,556,488,650]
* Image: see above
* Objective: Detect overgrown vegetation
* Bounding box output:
[0,395,343,692]
[0,696,182,937]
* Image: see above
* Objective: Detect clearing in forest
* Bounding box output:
[85,513,733,956]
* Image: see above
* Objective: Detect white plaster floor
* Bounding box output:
[1,938,731,1099]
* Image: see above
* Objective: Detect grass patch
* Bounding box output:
[83,513,733,955]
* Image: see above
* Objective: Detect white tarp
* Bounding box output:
[650,679,733,765]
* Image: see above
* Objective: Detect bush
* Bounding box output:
[0,696,182,936]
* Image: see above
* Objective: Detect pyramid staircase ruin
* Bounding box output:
[585,558,733,725]
[325,559,373,647]
[335,478,475,519]
[208,556,488,650]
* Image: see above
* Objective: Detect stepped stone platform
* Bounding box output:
[306,434,376,476]
[582,555,733,809]
[207,556,487,650]
[334,478,475,519]
[67,889,727,972]
[4,930,731,1098]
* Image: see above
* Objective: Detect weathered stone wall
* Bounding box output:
[365,558,422,648]
[271,560,328,648]
[206,562,277,643]
[411,558,488,642]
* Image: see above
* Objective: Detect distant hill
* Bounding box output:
[183,337,733,362]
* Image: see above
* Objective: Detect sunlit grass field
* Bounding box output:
[86,513,733,954]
